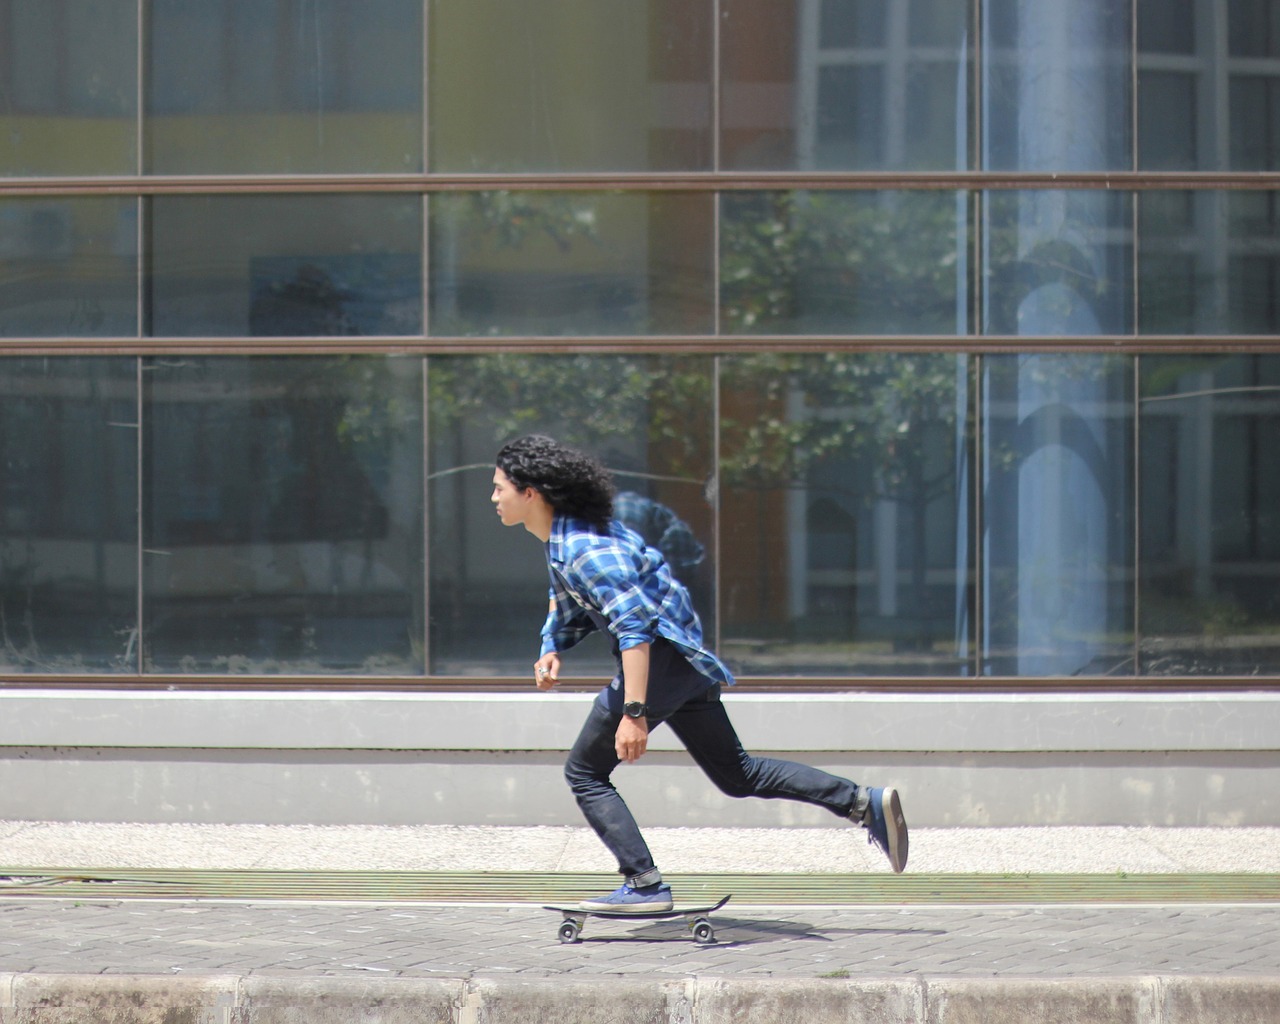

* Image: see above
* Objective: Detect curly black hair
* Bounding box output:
[495,435,614,529]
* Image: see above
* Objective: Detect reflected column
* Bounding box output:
[980,0,1133,675]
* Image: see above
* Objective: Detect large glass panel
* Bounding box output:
[983,190,1133,336]
[1140,355,1280,675]
[0,358,138,672]
[721,191,967,335]
[142,357,424,674]
[0,0,136,175]
[429,0,711,172]
[982,355,1134,676]
[430,193,713,336]
[427,355,714,676]
[1140,191,1280,334]
[1228,0,1280,171]
[0,197,138,337]
[721,0,972,171]
[148,195,422,337]
[984,0,1131,171]
[147,0,423,174]
[982,189,1134,677]
[1138,0,1280,171]
[718,353,972,677]
[1137,0,1209,170]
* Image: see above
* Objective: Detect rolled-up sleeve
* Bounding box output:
[540,582,596,655]
[569,545,660,652]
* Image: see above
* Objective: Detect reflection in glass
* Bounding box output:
[984,191,1133,335]
[1140,191,1280,334]
[984,0,1130,171]
[0,359,137,672]
[0,1,136,175]
[148,195,422,337]
[429,0,711,172]
[147,0,422,173]
[721,0,971,171]
[1140,355,1280,675]
[430,193,713,336]
[1138,0,1280,171]
[0,198,138,337]
[427,355,714,675]
[721,191,966,335]
[142,357,424,673]
[718,353,972,677]
[983,355,1133,676]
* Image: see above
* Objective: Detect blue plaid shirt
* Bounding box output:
[540,514,734,687]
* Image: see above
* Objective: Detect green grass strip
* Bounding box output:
[1,868,1277,905]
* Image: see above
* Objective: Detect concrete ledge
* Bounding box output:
[2,974,1278,1024]
[1,689,1277,826]
[1,689,1278,753]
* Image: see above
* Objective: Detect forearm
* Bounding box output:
[620,642,650,707]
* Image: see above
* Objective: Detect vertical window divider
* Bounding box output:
[134,0,146,678]
[972,351,984,679]
[711,0,723,655]
[422,0,431,177]
[972,1,984,678]
[421,354,431,677]
[135,356,145,676]
[711,0,722,174]
[711,354,723,658]
[136,0,145,179]
[1131,0,1141,679]
[1132,352,1142,677]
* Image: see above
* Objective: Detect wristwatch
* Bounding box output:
[623,701,649,719]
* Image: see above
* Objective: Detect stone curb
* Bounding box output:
[1,973,1278,1024]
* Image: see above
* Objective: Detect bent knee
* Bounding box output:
[709,777,756,800]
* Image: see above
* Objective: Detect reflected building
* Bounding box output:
[1,0,1279,682]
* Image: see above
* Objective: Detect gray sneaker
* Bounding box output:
[860,786,908,873]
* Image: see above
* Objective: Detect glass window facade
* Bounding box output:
[2,1,1279,684]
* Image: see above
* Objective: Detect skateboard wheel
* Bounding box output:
[558,921,581,944]
[692,920,715,944]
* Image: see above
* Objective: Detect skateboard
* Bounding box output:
[544,894,731,944]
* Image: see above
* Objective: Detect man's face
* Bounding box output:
[491,467,533,528]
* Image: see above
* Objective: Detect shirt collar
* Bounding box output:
[546,514,570,567]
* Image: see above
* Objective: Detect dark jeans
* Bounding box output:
[564,651,861,884]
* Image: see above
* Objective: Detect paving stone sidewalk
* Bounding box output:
[1,899,1278,980]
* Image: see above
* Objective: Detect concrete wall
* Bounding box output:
[0,689,1277,827]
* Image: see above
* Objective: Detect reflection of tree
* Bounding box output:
[721,191,962,334]
[425,191,973,651]
[720,353,963,649]
[439,192,601,253]
[427,353,711,479]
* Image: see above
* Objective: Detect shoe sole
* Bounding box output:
[882,787,909,873]
[577,901,674,914]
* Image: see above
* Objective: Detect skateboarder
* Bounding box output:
[492,434,908,913]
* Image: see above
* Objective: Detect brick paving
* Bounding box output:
[0,899,1277,980]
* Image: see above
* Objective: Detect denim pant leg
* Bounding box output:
[563,701,659,884]
[665,689,860,816]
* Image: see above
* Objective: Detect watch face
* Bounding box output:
[624,702,647,718]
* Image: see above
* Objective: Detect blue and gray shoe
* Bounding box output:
[579,882,673,914]
[859,786,908,873]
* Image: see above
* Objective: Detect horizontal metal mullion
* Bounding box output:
[5,170,1280,196]
[4,335,1280,357]
[0,674,1275,694]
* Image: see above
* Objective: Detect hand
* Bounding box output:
[615,715,649,763]
[533,654,560,691]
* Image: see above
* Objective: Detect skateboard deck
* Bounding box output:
[544,894,731,944]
